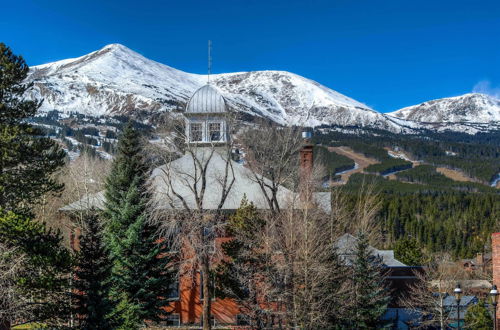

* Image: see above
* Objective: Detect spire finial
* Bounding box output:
[207,40,212,84]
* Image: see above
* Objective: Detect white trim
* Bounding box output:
[208,121,223,142]
[186,117,227,143]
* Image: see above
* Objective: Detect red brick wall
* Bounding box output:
[299,144,314,176]
[492,233,500,326]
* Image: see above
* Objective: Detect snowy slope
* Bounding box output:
[26,43,415,132]
[388,93,500,123]
[28,44,203,116]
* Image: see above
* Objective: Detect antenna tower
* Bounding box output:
[208,40,212,84]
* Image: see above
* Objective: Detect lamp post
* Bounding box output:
[490,284,499,330]
[454,284,462,330]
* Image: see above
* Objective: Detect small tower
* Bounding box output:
[184,84,228,145]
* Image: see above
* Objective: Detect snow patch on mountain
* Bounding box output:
[26,43,417,132]
[388,93,500,124]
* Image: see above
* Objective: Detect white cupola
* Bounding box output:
[185,84,228,145]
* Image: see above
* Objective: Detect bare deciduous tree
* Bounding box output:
[32,152,111,248]
[237,120,303,213]
[148,113,237,330]
[401,253,462,329]
[0,243,25,329]
[223,160,383,329]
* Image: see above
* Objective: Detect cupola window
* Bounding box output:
[208,122,222,142]
[190,123,203,142]
[185,84,228,145]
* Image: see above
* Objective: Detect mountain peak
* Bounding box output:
[96,43,138,57]
[25,43,499,133]
[101,43,128,51]
[389,92,500,123]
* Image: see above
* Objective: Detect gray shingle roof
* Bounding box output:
[59,190,105,212]
[334,233,407,267]
[60,148,331,213]
[150,147,294,210]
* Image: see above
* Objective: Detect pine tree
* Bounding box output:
[72,212,114,329]
[217,197,269,328]
[0,43,69,326]
[348,233,390,329]
[464,300,491,330]
[0,43,65,216]
[0,212,72,325]
[103,123,172,328]
[394,237,425,266]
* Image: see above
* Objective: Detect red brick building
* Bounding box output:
[62,84,330,327]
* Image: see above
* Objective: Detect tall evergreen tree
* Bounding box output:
[72,212,114,329]
[217,197,270,328]
[347,233,390,329]
[103,123,172,328]
[0,43,70,326]
[0,212,72,325]
[0,43,65,216]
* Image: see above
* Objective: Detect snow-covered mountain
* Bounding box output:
[389,93,500,124]
[26,44,415,132]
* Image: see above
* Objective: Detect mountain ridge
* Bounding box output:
[26,44,499,134]
[388,93,500,123]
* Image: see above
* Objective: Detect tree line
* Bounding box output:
[314,128,500,183]
[343,173,500,258]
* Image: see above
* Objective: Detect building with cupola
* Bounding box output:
[61,83,332,327]
[184,84,228,145]
[59,82,422,328]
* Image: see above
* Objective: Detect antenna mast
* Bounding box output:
[208,40,212,84]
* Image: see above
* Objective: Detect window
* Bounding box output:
[202,227,216,254]
[208,122,221,142]
[199,271,216,300]
[162,314,180,326]
[166,275,179,300]
[236,314,250,326]
[190,123,203,142]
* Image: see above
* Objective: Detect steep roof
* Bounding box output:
[60,148,331,213]
[150,147,293,210]
[334,233,407,267]
[59,190,105,212]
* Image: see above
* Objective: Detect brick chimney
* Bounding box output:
[492,233,500,326]
[299,131,314,204]
[299,131,314,178]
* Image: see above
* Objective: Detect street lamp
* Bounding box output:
[454,284,462,330]
[490,284,499,330]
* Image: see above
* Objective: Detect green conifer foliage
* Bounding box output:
[0,211,72,324]
[0,43,69,326]
[72,212,114,329]
[103,123,171,328]
[394,237,425,266]
[217,197,269,327]
[0,43,65,216]
[464,300,492,330]
[348,233,390,329]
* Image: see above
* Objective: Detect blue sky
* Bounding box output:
[2,0,499,112]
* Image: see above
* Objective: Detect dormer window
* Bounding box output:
[190,123,203,142]
[208,122,221,142]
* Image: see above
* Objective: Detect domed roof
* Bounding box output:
[186,84,227,114]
